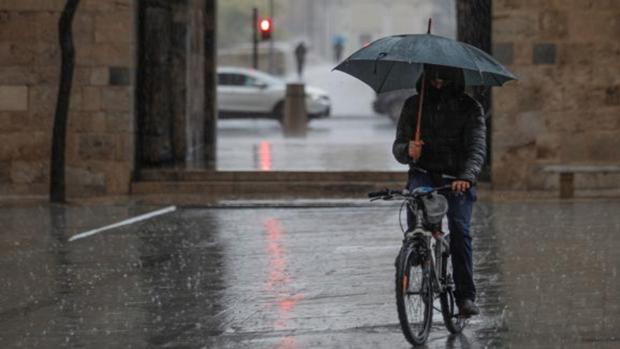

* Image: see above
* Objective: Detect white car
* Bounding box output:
[217,66,331,122]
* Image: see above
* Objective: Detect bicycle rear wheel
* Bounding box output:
[395,245,433,346]
[439,253,466,333]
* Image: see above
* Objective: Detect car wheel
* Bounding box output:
[273,101,284,124]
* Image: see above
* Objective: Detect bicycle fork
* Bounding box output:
[431,233,452,294]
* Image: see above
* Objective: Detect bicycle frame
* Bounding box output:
[370,185,467,343]
[405,198,451,295]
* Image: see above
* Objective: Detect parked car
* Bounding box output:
[217,66,331,122]
[373,89,416,123]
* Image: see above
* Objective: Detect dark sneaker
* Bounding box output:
[458,299,480,317]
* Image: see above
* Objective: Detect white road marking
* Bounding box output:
[68,206,177,242]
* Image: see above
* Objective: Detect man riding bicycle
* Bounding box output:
[392,65,486,317]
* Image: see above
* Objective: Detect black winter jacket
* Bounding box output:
[392,85,487,184]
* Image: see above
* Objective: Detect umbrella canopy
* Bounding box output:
[333,33,517,94]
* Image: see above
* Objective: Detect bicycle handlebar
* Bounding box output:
[368,189,399,198]
[368,184,456,200]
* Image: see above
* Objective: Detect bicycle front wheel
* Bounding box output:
[439,253,466,333]
[395,245,433,346]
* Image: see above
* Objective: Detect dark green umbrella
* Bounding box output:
[333,24,517,93]
[333,20,516,161]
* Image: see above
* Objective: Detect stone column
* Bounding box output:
[203,0,217,170]
[137,0,174,166]
[171,1,189,164]
[457,0,492,181]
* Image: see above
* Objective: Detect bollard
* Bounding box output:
[283,83,307,137]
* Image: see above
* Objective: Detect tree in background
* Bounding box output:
[50,0,80,202]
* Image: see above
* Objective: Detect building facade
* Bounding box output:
[492,0,620,190]
[0,0,618,198]
[0,0,217,198]
[0,0,137,197]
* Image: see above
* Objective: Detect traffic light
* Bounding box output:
[259,18,272,40]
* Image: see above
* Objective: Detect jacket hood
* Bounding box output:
[415,64,465,98]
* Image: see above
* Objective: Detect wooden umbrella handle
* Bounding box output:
[414,73,426,143]
[410,72,426,161]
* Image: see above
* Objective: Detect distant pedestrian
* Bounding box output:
[294,42,307,79]
[332,34,346,63]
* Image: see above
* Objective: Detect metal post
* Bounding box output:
[252,7,258,69]
[204,0,217,170]
[268,0,274,73]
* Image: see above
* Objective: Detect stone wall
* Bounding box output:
[180,0,207,164]
[0,0,137,197]
[492,0,620,190]
[136,0,213,169]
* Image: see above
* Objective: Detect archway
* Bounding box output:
[135,0,217,175]
[132,0,494,195]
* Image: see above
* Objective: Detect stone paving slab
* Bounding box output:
[0,199,619,348]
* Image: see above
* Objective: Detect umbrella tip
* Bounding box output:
[427,18,432,34]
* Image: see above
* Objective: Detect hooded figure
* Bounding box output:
[392,64,486,317]
[393,64,486,184]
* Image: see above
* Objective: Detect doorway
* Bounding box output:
[135,0,212,174]
[134,0,493,179]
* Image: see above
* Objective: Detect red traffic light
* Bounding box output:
[259,18,271,31]
[259,18,272,40]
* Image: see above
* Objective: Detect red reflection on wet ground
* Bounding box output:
[263,218,304,341]
[274,336,296,349]
[265,218,290,290]
[258,141,272,171]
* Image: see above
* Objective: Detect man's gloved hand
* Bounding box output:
[408,140,424,161]
[452,180,471,193]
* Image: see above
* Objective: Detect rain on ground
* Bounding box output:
[1,199,619,348]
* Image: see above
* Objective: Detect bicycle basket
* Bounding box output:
[421,192,448,225]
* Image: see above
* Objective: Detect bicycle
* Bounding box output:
[369,185,467,346]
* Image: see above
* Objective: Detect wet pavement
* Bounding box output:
[217,62,402,172]
[1,199,619,348]
[217,117,400,172]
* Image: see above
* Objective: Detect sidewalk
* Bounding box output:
[217,62,399,172]
[217,117,401,171]
[1,199,619,348]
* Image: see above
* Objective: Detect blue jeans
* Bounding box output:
[407,171,477,303]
